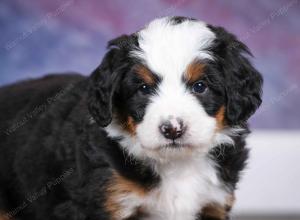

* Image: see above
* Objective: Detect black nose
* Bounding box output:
[159,119,185,140]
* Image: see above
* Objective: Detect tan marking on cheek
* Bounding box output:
[123,116,137,135]
[104,172,147,219]
[215,105,226,130]
[186,60,205,83]
[135,65,155,85]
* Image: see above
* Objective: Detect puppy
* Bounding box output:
[0,16,262,220]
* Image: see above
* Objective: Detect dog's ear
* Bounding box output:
[224,49,263,125]
[88,49,121,127]
[209,26,263,125]
[88,35,137,127]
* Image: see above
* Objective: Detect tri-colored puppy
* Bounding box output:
[0,16,263,220]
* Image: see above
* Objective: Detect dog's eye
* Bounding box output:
[139,84,153,95]
[192,81,207,94]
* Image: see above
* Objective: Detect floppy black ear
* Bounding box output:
[208,26,263,125]
[88,49,121,127]
[88,34,138,127]
[224,51,263,125]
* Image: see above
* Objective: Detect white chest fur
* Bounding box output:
[117,156,229,220]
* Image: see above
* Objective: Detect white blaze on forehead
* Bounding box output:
[131,17,215,79]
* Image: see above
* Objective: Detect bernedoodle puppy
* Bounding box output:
[0,16,263,220]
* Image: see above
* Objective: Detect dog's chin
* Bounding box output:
[140,142,209,163]
[164,141,189,148]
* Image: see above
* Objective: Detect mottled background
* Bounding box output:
[0,0,299,129]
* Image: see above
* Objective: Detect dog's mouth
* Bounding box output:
[165,141,184,148]
[140,139,196,153]
[159,140,194,150]
[140,141,202,161]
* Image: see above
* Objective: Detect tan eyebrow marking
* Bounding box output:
[186,60,205,83]
[134,65,155,85]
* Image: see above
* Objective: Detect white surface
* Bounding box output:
[233,130,300,215]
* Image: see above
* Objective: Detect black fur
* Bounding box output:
[89,35,162,127]
[207,25,263,125]
[0,18,262,220]
[210,130,250,190]
[0,73,159,220]
[88,34,139,127]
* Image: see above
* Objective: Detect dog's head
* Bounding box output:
[88,17,262,162]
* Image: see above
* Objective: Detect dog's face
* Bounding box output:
[88,17,262,162]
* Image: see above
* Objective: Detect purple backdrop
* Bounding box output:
[0,0,299,129]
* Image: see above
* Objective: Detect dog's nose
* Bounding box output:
[159,118,185,140]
